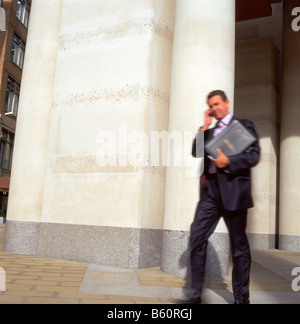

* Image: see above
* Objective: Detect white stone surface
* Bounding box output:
[163,0,236,232]
[235,41,278,243]
[7,0,63,223]
[8,0,176,230]
[279,0,300,240]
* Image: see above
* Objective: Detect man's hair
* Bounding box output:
[207,90,228,103]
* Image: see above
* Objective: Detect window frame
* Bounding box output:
[4,76,20,117]
[11,32,26,69]
[0,129,15,171]
[16,0,31,28]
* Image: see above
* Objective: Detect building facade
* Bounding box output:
[3,0,300,277]
[0,0,31,218]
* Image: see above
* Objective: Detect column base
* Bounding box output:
[279,235,300,252]
[247,233,276,250]
[4,221,279,277]
[4,221,163,269]
[161,230,230,278]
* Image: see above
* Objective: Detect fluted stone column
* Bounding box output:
[161,0,236,276]
[279,0,300,251]
[5,0,63,254]
[6,0,177,268]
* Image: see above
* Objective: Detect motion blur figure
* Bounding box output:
[187,90,260,305]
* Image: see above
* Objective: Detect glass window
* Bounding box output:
[11,32,25,69]
[0,129,15,171]
[5,76,20,117]
[16,0,31,28]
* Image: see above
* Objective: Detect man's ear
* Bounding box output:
[225,100,230,110]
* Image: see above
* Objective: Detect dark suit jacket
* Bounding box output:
[192,117,260,211]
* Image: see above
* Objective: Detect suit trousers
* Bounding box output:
[190,175,251,300]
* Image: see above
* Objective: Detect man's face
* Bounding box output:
[207,95,230,121]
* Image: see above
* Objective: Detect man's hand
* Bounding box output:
[200,109,213,131]
[214,149,230,169]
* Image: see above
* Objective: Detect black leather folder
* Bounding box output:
[205,120,256,159]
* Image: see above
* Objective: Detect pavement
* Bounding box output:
[0,223,300,304]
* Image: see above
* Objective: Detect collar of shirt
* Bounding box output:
[219,113,233,126]
[213,113,233,137]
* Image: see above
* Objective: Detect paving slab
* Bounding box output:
[1,224,300,304]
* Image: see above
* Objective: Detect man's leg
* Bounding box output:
[224,210,251,303]
[190,191,221,294]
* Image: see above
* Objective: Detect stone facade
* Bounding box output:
[3,0,300,277]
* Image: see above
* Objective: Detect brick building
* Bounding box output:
[0,0,31,216]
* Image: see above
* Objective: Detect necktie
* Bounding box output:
[214,121,227,137]
[209,121,227,174]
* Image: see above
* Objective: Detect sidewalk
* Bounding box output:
[0,224,299,304]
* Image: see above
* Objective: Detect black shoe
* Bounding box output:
[177,291,202,304]
[233,294,250,304]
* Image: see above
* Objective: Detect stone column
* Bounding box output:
[235,41,279,250]
[5,0,63,254]
[5,0,176,268]
[279,0,300,251]
[161,0,236,276]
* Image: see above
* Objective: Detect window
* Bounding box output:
[11,32,25,69]
[16,0,31,28]
[5,76,20,117]
[0,129,14,171]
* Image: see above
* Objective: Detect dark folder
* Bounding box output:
[205,120,256,159]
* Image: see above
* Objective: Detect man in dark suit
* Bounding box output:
[188,90,260,304]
